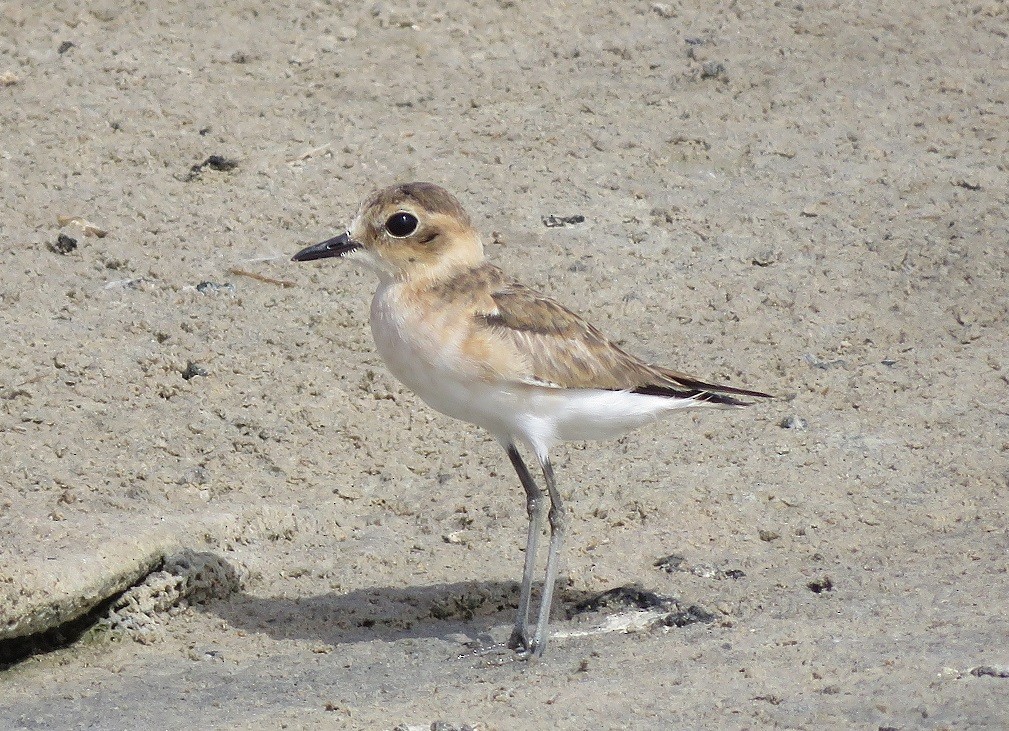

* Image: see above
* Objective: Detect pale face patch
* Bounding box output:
[346,183,484,281]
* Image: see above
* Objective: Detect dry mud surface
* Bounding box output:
[2,1,1008,728]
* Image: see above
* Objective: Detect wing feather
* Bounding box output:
[471,274,770,404]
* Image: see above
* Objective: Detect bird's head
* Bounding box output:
[292,182,485,282]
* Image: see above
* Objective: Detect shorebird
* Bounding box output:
[292,182,770,657]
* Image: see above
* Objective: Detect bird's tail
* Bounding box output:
[632,370,773,407]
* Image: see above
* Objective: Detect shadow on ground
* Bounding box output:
[215,580,523,647]
[1,548,708,668]
[211,578,703,649]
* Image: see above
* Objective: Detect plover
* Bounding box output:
[293,182,770,657]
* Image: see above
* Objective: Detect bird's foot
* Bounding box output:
[457,640,531,666]
[507,627,546,659]
[453,627,541,665]
[507,626,531,653]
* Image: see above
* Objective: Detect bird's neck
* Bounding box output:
[399,234,486,286]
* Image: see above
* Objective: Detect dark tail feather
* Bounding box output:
[631,381,772,406]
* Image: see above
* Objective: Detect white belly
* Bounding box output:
[369,284,704,455]
[369,285,516,433]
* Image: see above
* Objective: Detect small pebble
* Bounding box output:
[779,415,808,430]
[181,362,208,380]
[542,214,585,228]
[195,281,235,295]
[807,576,833,593]
[970,665,1009,678]
[50,234,78,255]
[650,2,677,18]
[701,61,726,79]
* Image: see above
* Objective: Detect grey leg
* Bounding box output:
[505,444,545,652]
[531,455,564,657]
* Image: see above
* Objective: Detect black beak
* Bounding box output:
[291,232,361,262]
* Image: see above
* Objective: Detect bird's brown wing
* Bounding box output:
[478,278,770,404]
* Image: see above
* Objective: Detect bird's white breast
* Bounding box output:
[369,282,705,456]
[370,283,512,432]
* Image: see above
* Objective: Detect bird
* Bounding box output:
[292,182,770,657]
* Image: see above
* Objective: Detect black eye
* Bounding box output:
[385,212,418,238]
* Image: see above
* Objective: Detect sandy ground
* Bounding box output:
[2,0,1008,728]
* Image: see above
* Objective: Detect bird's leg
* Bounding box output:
[530,455,564,657]
[505,444,544,653]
